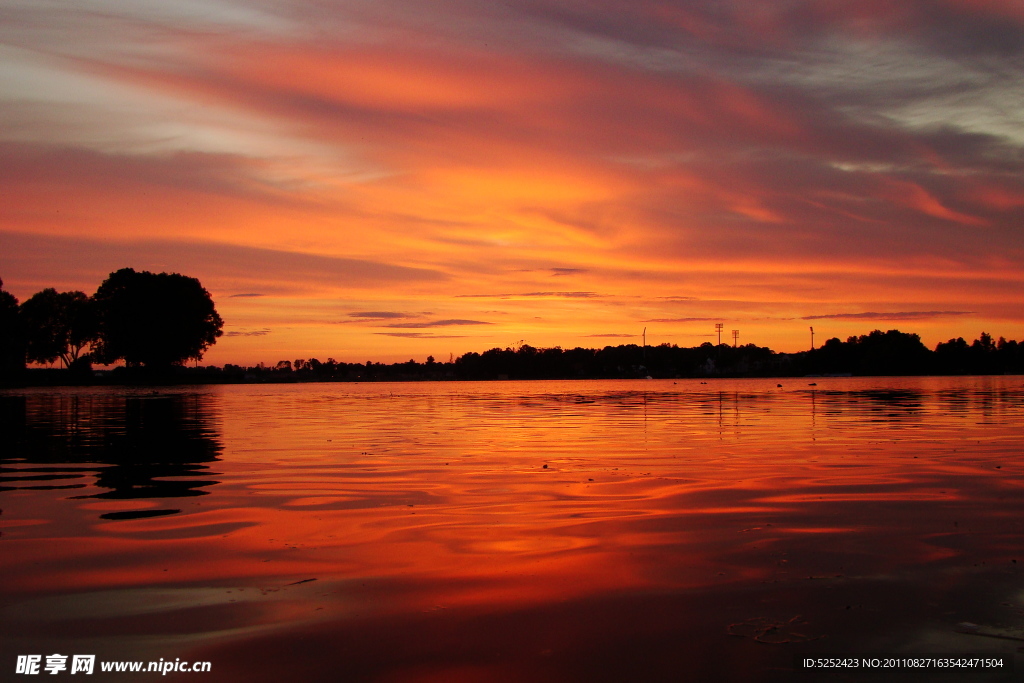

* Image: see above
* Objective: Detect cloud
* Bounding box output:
[224,328,271,337]
[348,311,414,319]
[374,332,473,338]
[0,0,1021,361]
[455,292,601,299]
[0,230,446,294]
[644,317,722,323]
[383,319,493,329]
[802,311,975,321]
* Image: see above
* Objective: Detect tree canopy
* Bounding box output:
[0,277,26,377]
[20,288,98,368]
[91,268,224,368]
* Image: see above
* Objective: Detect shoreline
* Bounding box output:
[3,369,1022,389]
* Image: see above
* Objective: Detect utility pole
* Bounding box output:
[810,326,815,350]
[732,329,739,348]
[715,323,723,346]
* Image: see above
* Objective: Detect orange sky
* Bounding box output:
[1,0,1022,364]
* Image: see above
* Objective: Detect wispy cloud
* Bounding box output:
[0,0,1020,363]
[348,311,414,319]
[224,328,271,337]
[644,317,722,323]
[456,292,601,299]
[0,230,446,293]
[384,319,493,329]
[374,332,473,338]
[802,311,975,321]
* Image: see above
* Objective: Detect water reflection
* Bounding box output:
[1,378,1023,683]
[0,391,221,518]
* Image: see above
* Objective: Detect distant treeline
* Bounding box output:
[3,268,1022,384]
[233,330,1020,381]
[63,328,1016,384]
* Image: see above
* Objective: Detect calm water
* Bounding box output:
[1,377,1023,682]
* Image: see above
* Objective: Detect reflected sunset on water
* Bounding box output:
[2,377,1022,681]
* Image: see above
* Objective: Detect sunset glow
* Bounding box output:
[2,1,1022,364]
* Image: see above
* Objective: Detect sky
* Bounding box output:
[1,0,1022,365]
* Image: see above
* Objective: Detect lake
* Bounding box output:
[2,377,1023,681]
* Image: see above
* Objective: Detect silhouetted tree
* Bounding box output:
[995,337,1023,374]
[934,332,1010,374]
[0,277,26,378]
[92,268,223,369]
[807,336,855,374]
[973,332,996,352]
[20,288,98,369]
[847,329,931,375]
[935,337,970,373]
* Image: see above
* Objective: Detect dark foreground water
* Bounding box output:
[1,377,1023,682]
